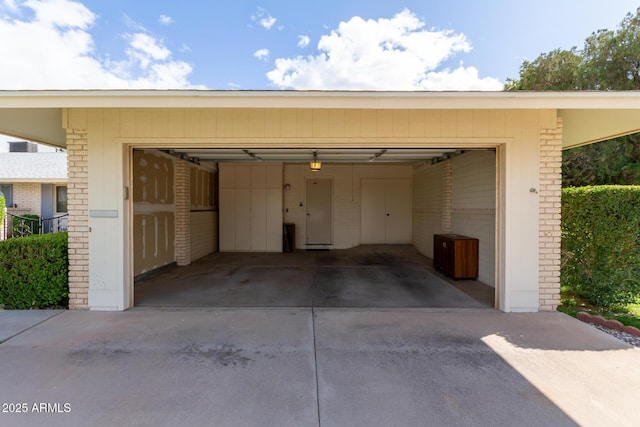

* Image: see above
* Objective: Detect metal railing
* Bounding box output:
[0,212,68,240]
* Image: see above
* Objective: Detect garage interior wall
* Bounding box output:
[219,163,283,251]
[133,150,216,277]
[189,163,217,259]
[216,156,494,285]
[450,151,496,286]
[132,150,175,276]
[412,151,495,287]
[283,163,413,249]
[412,161,444,258]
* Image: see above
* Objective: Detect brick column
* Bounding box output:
[538,118,563,311]
[66,129,89,309]
[175,160,191,266]
[441,160,453,233]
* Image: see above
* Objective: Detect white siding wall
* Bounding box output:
[411,151,496,287]
[412,163,444,258]
[451,151,496,287]
[190,211,217,260]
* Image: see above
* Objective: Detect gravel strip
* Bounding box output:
[594,324,640,347]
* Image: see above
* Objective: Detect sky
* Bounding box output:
[0,0,637,93]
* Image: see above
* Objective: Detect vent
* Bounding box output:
[9,141,37,152]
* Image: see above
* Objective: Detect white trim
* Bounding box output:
[0,90,640,109]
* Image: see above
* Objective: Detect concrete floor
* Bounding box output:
[1,309,639,427]
[135,245,494,309]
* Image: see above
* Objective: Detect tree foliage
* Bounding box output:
[505,7,640,186]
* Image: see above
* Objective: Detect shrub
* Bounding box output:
[561,186,640,308]
[0,195,5,223]
[12,214,40,237]
[0,232,68,309]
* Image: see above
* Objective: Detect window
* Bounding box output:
[0,184,13,207]
[56,186,67,213]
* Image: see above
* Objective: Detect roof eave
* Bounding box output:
[1,89,640,109]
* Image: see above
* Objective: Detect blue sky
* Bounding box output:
[0,0,636,91]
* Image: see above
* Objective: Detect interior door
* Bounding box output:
[385,179,412,243]
[306,178,332,245]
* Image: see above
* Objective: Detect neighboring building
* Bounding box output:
[0,142,67,238]
[0,90,639,313]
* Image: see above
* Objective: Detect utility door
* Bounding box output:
[385,179,412,243]
[361,178,411,244]
[306,178,333,245]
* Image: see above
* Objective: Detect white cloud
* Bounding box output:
[251,7,276,30]
[260,16,276,30]
[0,0,202,89]
[128,33,171,63]
[159,14,174,25]
[253,48,269,61]
[24,0,94,29]
[297,35,310,48]
[267,9,503,90]
[158,15,175,25]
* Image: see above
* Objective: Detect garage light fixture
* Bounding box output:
[310,150,321,172]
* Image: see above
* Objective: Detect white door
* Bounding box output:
[306,178,332,245]
[385,179,412,243]
[361,178,411,244]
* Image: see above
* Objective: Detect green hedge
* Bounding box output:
[561,186,640,308]
[0,232,68,309]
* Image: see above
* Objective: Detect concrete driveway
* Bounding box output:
[0,309,639,427]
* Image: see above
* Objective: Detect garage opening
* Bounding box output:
[131,148,497,309]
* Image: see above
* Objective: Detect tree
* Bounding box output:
[504,49,582,91]
[505,7,640,186]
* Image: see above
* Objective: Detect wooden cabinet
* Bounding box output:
[433,234,479,279]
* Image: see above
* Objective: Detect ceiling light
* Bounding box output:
[309,150,321,172]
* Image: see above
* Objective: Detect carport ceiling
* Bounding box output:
[162,148,468,164]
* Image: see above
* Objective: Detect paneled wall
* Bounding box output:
[219,163,283,251]
[133,150,216,276]
[189,162,216,260]
[132,150,175,276]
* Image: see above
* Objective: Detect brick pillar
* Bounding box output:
[175,160,191,266]
[441,160,453,233]
[538,118,563,311]
[66,129,89,309]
